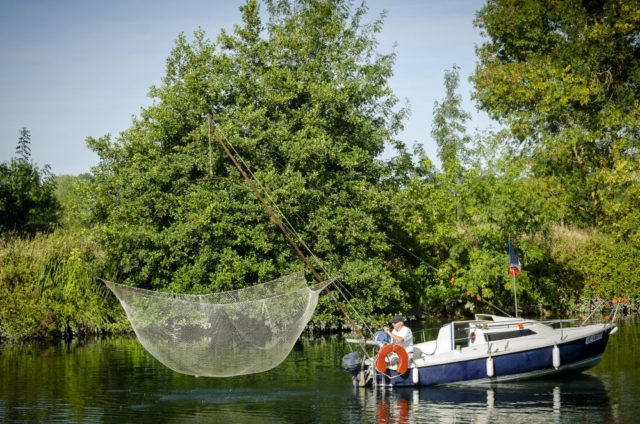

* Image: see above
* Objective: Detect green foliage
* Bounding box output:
[472,0,640,240]
[432,65,472,177]
[391,66,571,317]
[1,127,61,236]
[550,227,640,307]
[4,1,640,343]
[0,229,128,341]
[54,174,94,230]
[86,0,410,329]
[0,158,60,236]
[16,127,31,160]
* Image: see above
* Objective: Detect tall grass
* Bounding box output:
[549,225,640,315]
[0,229,129,341]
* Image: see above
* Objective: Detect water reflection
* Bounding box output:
[354,374,611,423]
[1,325,637,424]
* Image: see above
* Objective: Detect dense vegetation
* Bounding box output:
[1,0,639,341]
[0,128,60,235]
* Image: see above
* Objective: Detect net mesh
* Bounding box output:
[104,271,328,377]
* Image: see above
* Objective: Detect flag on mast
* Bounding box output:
[508,241,521,276]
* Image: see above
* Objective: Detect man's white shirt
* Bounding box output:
[392,326,413,348]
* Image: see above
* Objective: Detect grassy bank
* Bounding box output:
[0,229,129,341]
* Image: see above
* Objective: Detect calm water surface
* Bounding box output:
[1,320,638,423]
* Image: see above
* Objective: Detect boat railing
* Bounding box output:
[350,315,607,348]
[415,328,440,344]
[539,318,581,326]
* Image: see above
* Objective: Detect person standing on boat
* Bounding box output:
[383,315,413,350]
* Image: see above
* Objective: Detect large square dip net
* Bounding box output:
[104,271,329,377]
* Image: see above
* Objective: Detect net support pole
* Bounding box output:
[207,114,366,340]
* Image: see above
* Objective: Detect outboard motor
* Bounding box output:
[341,351,362,372]
[341,351,362,386]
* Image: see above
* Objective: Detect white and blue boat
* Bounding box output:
[343,299,625,387]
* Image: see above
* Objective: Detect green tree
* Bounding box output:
[54,174,94,230]
[432,65,471,177]
[471,0,640,241]
[386,67,474,315]
[456,129,567,313]
[0,130,60,235]
[87,0,410,329]
[393,66,566,316]
[16,127,31,160]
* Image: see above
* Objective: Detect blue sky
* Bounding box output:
[0,0,491,176]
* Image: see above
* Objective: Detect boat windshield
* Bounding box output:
[485,328,536,342]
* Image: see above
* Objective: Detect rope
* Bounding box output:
[208,116,370,339]
[213,123,376,337]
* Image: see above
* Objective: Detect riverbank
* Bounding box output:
[1,226,638,342]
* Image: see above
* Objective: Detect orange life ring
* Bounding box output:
[375,344,409,375]
[470,331,476,344]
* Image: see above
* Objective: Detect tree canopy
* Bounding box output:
[87,0,412,328]
[472,0,640,242]
[0,128,59,235]
[85,0,640,326]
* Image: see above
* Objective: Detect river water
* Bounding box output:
[1,320,638,423]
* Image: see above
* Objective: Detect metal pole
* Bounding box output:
[513,273,518,318]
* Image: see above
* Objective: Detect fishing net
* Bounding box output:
[104,271,329,377]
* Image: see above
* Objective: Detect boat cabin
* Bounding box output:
[415,315,538,355]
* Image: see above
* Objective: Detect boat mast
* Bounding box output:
[207,114,365,340]
[512,273,518,318]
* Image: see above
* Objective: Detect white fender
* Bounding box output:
[552,344,561,369]
[486,356,494,377]
[412,367,419,384]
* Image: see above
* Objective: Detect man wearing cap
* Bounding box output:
[383,315,413,350]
